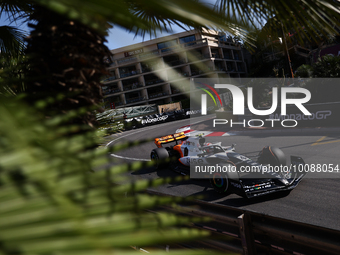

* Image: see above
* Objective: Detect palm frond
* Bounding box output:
[0,0,33,23]
[216,0,340,44]
[0,25,26,57]
[34,0,255,44]
[0,96,224,254]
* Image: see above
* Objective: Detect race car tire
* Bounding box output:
[258,146,286,166]
[209,163,233,194]
[150,147,169,169]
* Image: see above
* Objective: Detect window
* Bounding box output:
[179,35,196,46]
[157,39,177,52]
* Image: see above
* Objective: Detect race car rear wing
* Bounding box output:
[155,132,187,148]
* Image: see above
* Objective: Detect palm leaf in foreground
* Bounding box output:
[0,25,26,57]
[0,97,228,255]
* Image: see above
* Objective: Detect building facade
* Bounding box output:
[102,29,248,109]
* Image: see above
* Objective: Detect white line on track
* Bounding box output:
[106,116,214,161]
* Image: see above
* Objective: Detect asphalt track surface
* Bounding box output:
[106,115,340,231]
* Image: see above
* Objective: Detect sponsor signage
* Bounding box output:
[141,115,168,124]
[263,102,340,127]
[186,106,215,116]
[220,102,338,128]
[124,48,143,57]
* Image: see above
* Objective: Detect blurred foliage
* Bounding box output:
[312,55,340,78]
[0,1,33,60]
[0,96,227,254]
[0,55,26,97]
[296,56,340,103]
[295,64,313,78]
[23,5,111,129]
[0,26,27,58]
[34,0,254,43]
[29,0,340,48]
[1,0,340,254]
[215,0,340,47]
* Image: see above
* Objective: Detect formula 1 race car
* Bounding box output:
[150,132,306,198]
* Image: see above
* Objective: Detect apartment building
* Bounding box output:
[102,29,247,109]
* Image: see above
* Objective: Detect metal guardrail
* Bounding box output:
[97,104,158,121]
[147,191,340,255]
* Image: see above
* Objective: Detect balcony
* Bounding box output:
[148,92,169,99]
[190,70,201,76]
[119,69,141,78]
[139,50,160,59]
[191,67,213,76]
[145,79,164,86]
[101,76,117,83]
[142,67,152,73]
[171,85,190,94]
[171,88,181,94]
[223,54,233,60]
[188,54,203,61]
[104,100,123,109]
[160,45,178,53]
[234,53,241,60]
[123,83,144,91]
[164,59,186,67]
[103,87,121,95]
[107,101,123,107]
[215,66,226,72]
[159,38,209,54]
[141,65,161,73]
[237,65,245,72]
[117,56,137,65]
[182,38,208,48]
[218,41,240,48]
[211,53,221,58]
[126,97,146,104]
[168,72,189,81]
[188,53,211,62]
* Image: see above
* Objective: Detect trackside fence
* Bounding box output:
[147,191,340,255]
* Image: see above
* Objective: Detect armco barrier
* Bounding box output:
[148,191,340,255]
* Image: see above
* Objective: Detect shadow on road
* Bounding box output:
[132,163,293,206]
[186,188,291,207]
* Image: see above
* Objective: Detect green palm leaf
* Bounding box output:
[0,25,26,57]
[0,96,227,254]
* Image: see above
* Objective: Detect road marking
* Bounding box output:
[314,139,340,146]
[311,136,340,146]
[139,248,150,253]
[186,130,213,136]
[107,116,214,161]
[205,131,226,137]
[311,136,326,146]
[110,153,151,161]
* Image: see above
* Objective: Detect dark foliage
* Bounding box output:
[24,6,111,129]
